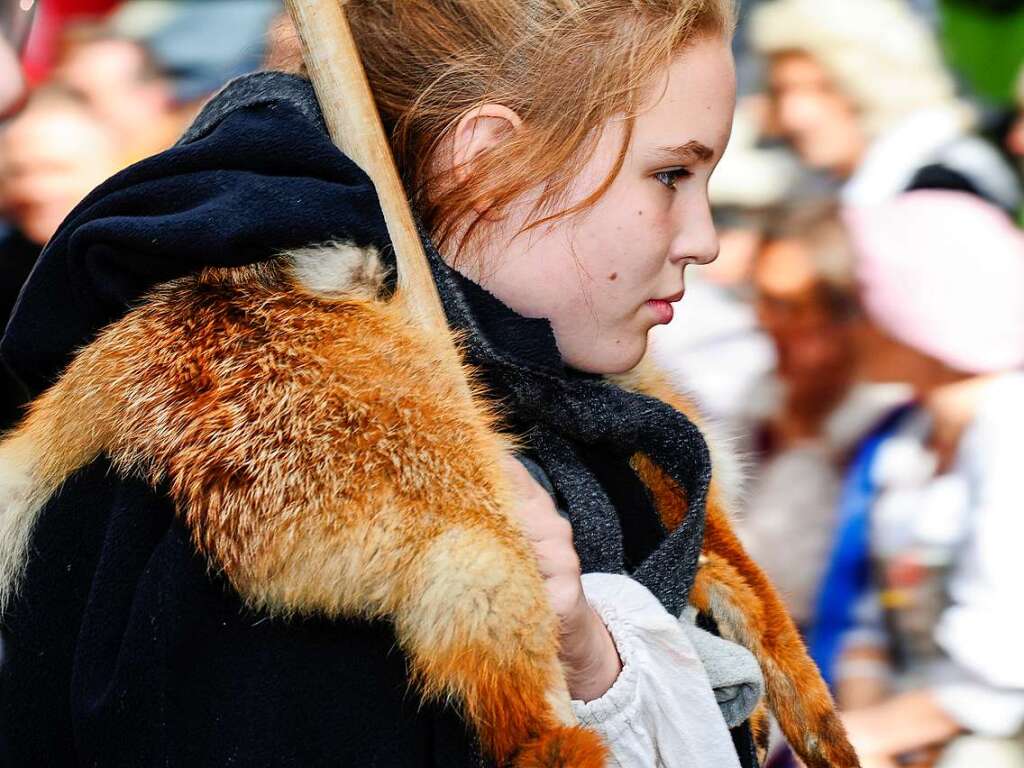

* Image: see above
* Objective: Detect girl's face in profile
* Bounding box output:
[464,37,736,374]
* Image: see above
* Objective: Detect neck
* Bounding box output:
[921,374,993,464]
[778,366,854,446]
[834,145,866,179]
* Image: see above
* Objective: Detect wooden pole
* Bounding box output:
[283,0,452,336]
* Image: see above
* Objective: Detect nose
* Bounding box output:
[776,90,822,139]
[668,193,719,266]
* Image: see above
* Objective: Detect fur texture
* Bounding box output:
[0,242,858,767]
[621,365,860,768]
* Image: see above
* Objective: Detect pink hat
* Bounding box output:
[845,190,1024,374]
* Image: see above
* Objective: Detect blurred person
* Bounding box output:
[736,204,907,638]
[0,0,39,434]
[736,204,907,768]
[0,86,120,429]
[750,0,1022,213]
[19,0,119,84]
[0,36,20,116]
[0,0,36,115]
[111,0,278,104]
[54,24,182,164]
[815,191,1024,768]
[0,87,120,248]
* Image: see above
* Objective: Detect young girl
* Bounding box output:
[0,2,794,766]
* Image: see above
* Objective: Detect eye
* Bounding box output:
[654,167,692,190]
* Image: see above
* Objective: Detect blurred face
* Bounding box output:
[461,38,736,373]
[0,100,119,245]
[58,39,170,143]
[768,51,866,177]
[754,238,854,390]
[854,322,949,396]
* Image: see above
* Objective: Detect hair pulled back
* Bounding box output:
[342,0,735,256]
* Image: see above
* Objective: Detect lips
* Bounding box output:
[646,288,684,325]
[654,289,685,304]
[646,299,675,324]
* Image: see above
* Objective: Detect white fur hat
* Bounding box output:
[749,0,965,136]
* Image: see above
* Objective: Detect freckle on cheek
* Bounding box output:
[637,210,643,216]
[608,272,618,281]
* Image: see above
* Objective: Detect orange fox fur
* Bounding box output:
[0,242,858,768]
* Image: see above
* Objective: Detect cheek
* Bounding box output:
[578,203,670,284]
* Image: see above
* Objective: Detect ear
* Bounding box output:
[449,104,523,185]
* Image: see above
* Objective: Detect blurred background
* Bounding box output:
[1,1,1023,767]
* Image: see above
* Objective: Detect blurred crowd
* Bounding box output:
[1,1,1024,767]
[0,0,299,429]
[650,2,1024,766]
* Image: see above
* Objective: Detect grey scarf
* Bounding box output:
[424,239,711,616]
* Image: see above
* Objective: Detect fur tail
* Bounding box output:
[0,341,119,613]
[618,360,860,768]
[515,727,608,768]
[391,521,606,766]
[0,249,607,766]
[696,490,861,768]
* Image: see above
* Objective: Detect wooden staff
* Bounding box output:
[283,0,458,342]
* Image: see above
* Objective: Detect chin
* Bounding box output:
[795,141,838,172]
[564,339,647,375]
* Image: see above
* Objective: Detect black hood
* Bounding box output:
[1,72,391,398]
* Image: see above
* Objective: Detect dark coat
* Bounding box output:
[0,73,488,768]
[0,72,757,767]
[0,228,38,432]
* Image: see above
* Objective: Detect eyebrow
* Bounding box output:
[651,140,715,164]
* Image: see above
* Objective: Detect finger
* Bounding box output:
[501,456,553,503]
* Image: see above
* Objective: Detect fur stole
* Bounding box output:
[0,242,859,768]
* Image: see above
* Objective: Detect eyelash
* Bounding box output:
[654,167,692,190]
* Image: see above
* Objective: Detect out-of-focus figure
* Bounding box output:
[112,0,279,103]
[54,24,178,165]
[0,87,120,432]
[0,87,120,248]
[750,0,1022,213]
[735,204,905,635]
[0,0,38,434]
[0,0,34,115]
[816,191,1024,768]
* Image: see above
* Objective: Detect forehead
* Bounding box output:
[769,51,832,88]
[631,37,736,159]
[754,238,818,294]
[7,104,106,153]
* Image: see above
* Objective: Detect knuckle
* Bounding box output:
[548,579,583,615]
[565,549,581,575]
[552,515,574,541]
